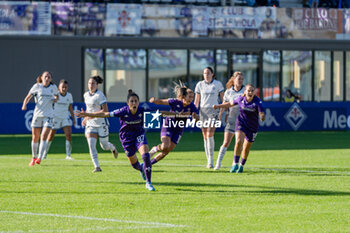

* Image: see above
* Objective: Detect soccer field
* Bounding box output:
[0,131,349,232]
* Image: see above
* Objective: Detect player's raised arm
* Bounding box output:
[75,108,109,118]
[149,97,169,105]
[213,102,234,110]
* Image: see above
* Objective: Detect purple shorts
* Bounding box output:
[120,133,148,157]
[235,123,258,143]
[160,127,183,145]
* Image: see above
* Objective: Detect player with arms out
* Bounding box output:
[148,83,198,165]
[43,79,75,160]
[75,90,155,191]
[82,75,117,173]
[213,84,265,173]
[22,71,58,166]
[214,72,245,170]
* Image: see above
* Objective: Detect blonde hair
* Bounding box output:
[226,71,243,89]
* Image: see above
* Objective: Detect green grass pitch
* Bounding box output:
[0,131,349,232]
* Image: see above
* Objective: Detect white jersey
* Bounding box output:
[53,92,73,119]
[195,79,224,108]
[83,90,109,127]
[29,83,58,118]
[223,85,245,121]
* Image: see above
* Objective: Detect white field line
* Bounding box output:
[0,210,187,229]
[1,156,349,175]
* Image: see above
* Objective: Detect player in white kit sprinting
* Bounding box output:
[194,67,224,169]
[22,71,58,166]
[214,71,245,170]
[82,75,118,173]
[43,79,75,160]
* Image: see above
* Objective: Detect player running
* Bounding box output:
[214,72,244,170]
[22,71,58,166]
[148,83,198,165]
[43,79,75,160]
[213,84,265,173]
[81,75,118,173]
[75,90,155,191]
[194,67,224,168]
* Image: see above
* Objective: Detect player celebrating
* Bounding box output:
[194,67,224,168]
[22,71,58,166]
[213,84,265,173]
[42,79,75,160]
[75,90,155,191]
[214,72,245,170]
[148,84,198,164]
[82,75,117,173]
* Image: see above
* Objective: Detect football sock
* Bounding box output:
[44,140,52,157]
[151,158,158,165]
[38,140,48,160]
[233,155,240,165]
[99,137,115,151]
[204,140,209,163]
[87,137,99,168]
[131,160,142,171]
[240,158,247,166]
[142,153,152,183]
[31,141,38,158]
[66,140,72,156]
[208,136,215,165]
[216,146,227,167]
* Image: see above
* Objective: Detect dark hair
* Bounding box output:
[204,66,216,80]
[173,81,188,98]
[36,71,53,84]
[127,89,139,101]
[59,79,68,85]
[90,75,103,84]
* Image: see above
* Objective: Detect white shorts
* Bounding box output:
[31,116,53,128]
[53,117,72,130]
[224,121,236,133]
[85,125,109,138]
[199,107,219,122]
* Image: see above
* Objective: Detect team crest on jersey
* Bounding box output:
[284,103,307,131]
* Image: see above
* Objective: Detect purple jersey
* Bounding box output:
[163,98,199,131]
[233,95,264,132]
[109,106,145,141]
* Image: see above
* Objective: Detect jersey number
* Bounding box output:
[137,135,144,143]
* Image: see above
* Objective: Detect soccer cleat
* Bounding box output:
[66,156,73,160]
[92,167,102,173]
[112,148,118,159]
[43,155,47,159]
[214,164,221,171]
[236,165,244,173]
[29,158,36,166]
[149,146,158,157]
[139,163,146,180]
[230,164,239,173]
[35,158,41,165]
[207,163,213,169]
[145,182,155,191]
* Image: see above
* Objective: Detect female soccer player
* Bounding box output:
[213,84,265,173]
[81,76,117,173]
[75,90,155,191]
[43,79,75,160]
[22,71,58,166]
[148,84,198,164]
[194,67,224,168]
[214,72,245,170]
